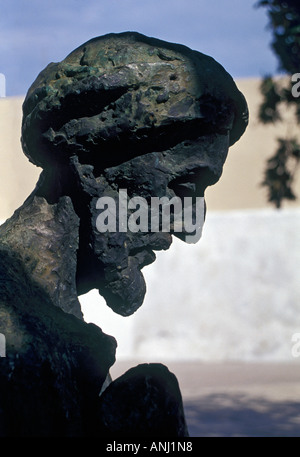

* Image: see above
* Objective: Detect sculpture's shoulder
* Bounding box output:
[0,241,116,436]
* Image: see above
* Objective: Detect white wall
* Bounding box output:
[80,208,300,362]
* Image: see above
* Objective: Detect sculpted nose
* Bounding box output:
[168,165,219,198]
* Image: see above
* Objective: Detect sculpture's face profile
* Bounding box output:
[21,32,248,316]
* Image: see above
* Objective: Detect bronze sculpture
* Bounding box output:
[0,32,248,436]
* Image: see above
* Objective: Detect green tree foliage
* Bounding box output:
[256,0,300,207]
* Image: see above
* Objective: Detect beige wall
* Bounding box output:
[206,77,300,211]
[1,78,300,221]
[0,96,40,219]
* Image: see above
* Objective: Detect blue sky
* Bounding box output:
[1,0,279,96]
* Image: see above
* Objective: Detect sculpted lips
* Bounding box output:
[130,247,156,268]
[129,232,172,268]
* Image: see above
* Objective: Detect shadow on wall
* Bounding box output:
[185,393,300,437]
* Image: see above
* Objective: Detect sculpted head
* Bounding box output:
[21,32,248,316]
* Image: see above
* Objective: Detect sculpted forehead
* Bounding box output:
[67,32,197,73]
[21,32,248,168]
[25,32,207,98]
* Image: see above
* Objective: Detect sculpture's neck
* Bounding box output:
[0,193,83,319]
